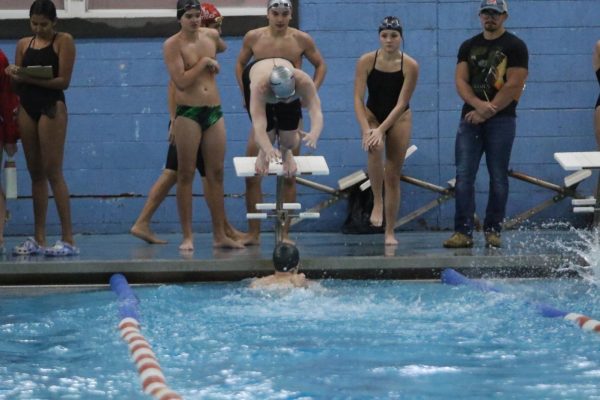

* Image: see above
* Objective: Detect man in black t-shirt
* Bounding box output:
[443,0,528,249]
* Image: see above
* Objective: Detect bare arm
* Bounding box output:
[207,28,227,54]
[301,32,327,89]
[353,53,372,135]
[235,32,255,102]
[298,72,323,149]
[455,61,496,119]
[489,66,528,113]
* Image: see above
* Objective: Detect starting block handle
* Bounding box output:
[299,212,320,219]
[256,203,277,210]
[283,203,301,210]
[572,197,596,206]
[247,212,268,219]
[573,207,594,213]
[359,180,371,192]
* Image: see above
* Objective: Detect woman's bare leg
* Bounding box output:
[383,111,412,245]
[18,108,47,246]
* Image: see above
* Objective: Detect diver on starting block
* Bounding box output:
[243,58,324,177]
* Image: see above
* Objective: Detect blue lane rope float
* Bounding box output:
[110,274,183,400]
[441,268,600,334]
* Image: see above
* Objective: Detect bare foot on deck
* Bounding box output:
[243,234,261,246]
[385,234,398,246]
[370,203,383,227]
[225,225,254,246]
[179,238,194,251]
[281,236,296,245]
[282,151,297,177]
[213,236,245,249]
[130,224,168,244]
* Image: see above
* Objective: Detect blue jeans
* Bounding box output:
[453,115,516,236]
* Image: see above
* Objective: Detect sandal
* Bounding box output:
[13,237,43,255]
[44,240,80,257]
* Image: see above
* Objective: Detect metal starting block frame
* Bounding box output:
[233,156,329,243]
[555,151,600,225]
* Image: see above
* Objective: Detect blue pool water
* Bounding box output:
[2,279,600,399]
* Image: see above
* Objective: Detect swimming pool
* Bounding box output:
[1,278,600,399]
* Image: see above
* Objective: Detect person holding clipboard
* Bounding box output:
[4,0,78,256]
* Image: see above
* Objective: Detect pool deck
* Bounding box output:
[0,229,585,292]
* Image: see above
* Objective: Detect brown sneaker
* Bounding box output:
[443,232,473,248]
[485,232,502,248]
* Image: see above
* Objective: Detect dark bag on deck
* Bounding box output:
[341,185,384,234]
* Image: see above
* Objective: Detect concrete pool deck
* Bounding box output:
[0,229,587,291]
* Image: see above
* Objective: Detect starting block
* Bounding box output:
[554,151,600,225]
[233,155,329,243]
[394,151,593,230]
[233,156,329,177]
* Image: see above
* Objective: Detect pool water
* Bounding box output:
[2,279,600,399]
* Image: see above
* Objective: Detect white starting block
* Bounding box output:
[234,155,329,243]
[554,151,600,223]
[233,156,329,177]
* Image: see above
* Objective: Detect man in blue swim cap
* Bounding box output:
[250,242,310,288]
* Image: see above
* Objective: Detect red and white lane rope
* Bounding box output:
[564,313,600,333]
[118,317,183,400]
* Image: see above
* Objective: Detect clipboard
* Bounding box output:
[18,65,53,79]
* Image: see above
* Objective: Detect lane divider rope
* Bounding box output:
[110,273,183,399]
[441,268,600,334]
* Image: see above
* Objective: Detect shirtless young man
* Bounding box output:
[163,0,243,251]
[131,3,250,246]
[245,58,323,176]
[235,0,327,244]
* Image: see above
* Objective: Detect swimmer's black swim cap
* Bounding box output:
[272,243,299,272]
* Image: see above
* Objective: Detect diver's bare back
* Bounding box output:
[175,28,220,106]
[249,26,308,68]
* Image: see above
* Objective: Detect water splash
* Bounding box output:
[541,224,600,285]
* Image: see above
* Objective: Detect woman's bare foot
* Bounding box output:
[370,202,383,227]
[130,223,168,244]
[384,233,398,246]
[179,237,194,251]
[281,236,296,245]
[213,236,245,249]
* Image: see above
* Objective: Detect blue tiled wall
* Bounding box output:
[1,0,599,235]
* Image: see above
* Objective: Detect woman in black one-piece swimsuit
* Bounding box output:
[353,16,420,245]
[4,0,78,256]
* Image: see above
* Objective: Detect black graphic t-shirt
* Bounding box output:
[457,31,528,117]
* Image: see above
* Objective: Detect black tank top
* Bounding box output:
[19,34,65,114]
[366,50,407,124]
